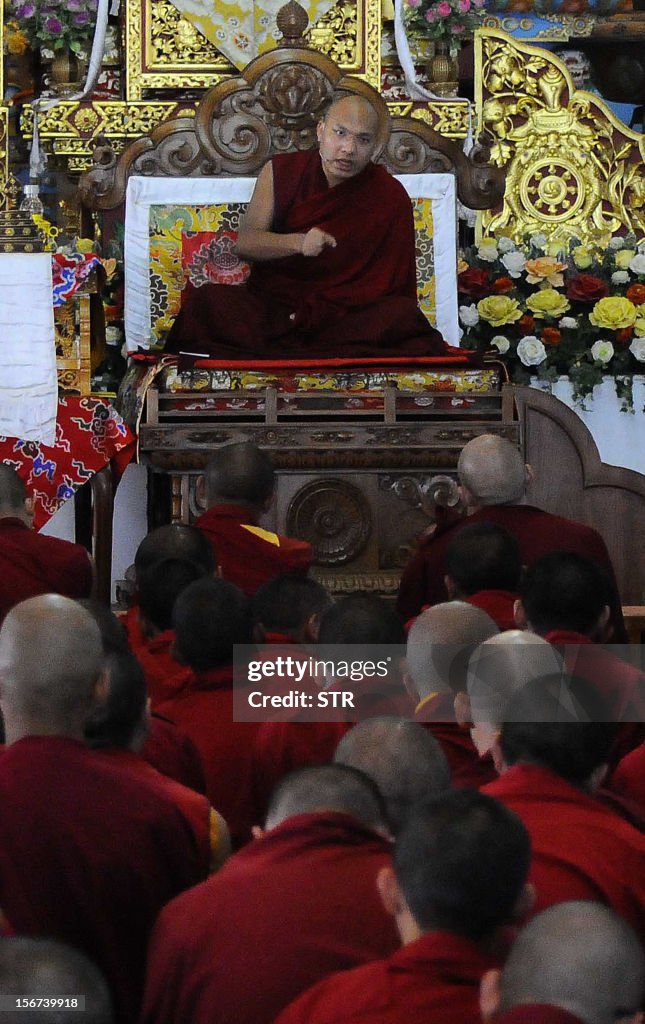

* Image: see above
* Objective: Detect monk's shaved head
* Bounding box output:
[204,442,274,510]
[334,717,450,833]
[324,93,379,134]
[458,434,526,507]
[134,523,216,577]
[467,631,564,725]
[496,902,645,1024]
[0,464,26,513]
[0,937,113,1023]
[406,602,498,699]
[265,763,387,833]
[0,595,103,738]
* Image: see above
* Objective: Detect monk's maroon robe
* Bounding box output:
[609,742,645,815]
[483,763,645,943]
[397,505,626,642]
[0,517,92,625]
[142,711,208,793]
[414,692,497,788]
[165,150,446,359]
[0,736,202,1023]
[195,503,312,596]
[140,811,398,1024]
[155,664,262,846]
[275,930,498,1024]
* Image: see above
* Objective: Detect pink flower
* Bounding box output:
[473,0,486,7]
[405,0,422,7]
[459,0,471,11]
[452,21,464,29]
[425,9,436,20]
[437,2,451,14]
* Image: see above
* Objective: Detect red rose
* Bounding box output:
[542,327,561,347]
[458,267,491,300]
[517,315,535,335]
[566,274,609,303]
[626,283,645,305]
[492,276,515,295]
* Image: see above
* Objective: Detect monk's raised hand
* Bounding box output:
[301,227,337,257]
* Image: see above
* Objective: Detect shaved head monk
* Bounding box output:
[397,434,626,641]
[165,92,447,359]
[0,937,114,1024]
[480,901,645,1024]
[405,601,499,788]
[140,764,399,1024]
[276,789,532,1024]
[0,596,202,1023]
[0,463,92,624]
[334,716,450,834]
[195,441,312,595]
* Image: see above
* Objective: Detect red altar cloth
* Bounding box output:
[0,396,136,529]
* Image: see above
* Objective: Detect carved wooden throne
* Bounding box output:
[79,1,515,594]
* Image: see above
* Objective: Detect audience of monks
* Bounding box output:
[0,436,643,1024]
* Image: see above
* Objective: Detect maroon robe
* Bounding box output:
[0,736,202,1023]
[397,505,626,642]
[0,517,92,624]
[122,605,192,708]
[142,711,207,794]
[414,692,497,788]
[495,1009,584,1024]
[609,742,645,815]
[140,812,398,1024]
[155,664,262,845]
[93,747,213,876]
[165,150,446,359]
[195,503,312,596]
[466,589,519,631]
[275,930,498,1024]
[482,764,645,942]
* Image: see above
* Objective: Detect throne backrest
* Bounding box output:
[79,2,504,352]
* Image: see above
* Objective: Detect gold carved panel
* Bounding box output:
[476,29,645,245]
[126,0,381,100]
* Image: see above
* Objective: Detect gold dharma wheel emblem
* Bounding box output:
[520,160,584,223]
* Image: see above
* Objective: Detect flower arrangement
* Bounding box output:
[4,20,30,55]
[11,0,98,53]
[404,0,486,44]
[457,233,645,409]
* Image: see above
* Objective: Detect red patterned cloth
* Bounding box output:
[51,252,102,307]
[0,396,136,529]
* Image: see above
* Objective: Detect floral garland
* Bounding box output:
[457,234,645,410]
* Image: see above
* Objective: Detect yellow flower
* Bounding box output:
[526,289,570,319]
[457,259,469,275]
[75,237,95,254]
[589,296,637,330]
[545,240,565,258]
[525,257,568,287]
[615,249,636,270]
[572,246,593,270]
[477,295,523,327]
[634,316,645,338]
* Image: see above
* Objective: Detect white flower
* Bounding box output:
[590,339,614,364]
[629,338,645,362]
[501,250,526,278]
[459,303,480,327]
[608,237,624,250]
[558,316,578,329]
[497,236,515,253]
[629,253,645,275]
[477,239,499,263]
[611,271,630,285]
[517,336,547,367]
[491,335,510,353]
[530,233,547,250]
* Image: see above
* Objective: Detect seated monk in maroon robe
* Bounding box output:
[276,790,532,1024]
[140,765,399,1024]
[0,596,202,1024]
[165,95,447,360]
[480,902,645,1024]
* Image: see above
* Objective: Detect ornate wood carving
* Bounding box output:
[80,4,504,211]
